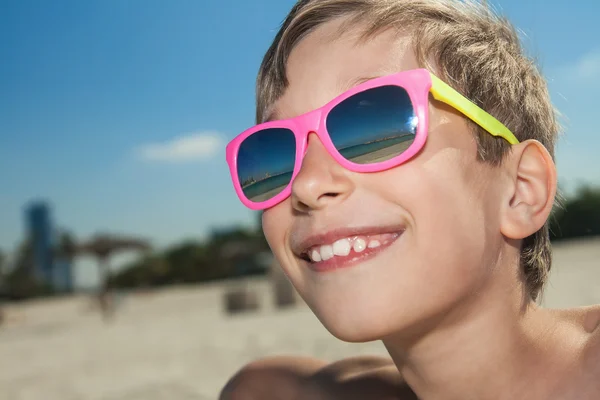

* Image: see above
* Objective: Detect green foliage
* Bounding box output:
[55,230,77,261]
[4,238,54,300]
[0,249,5,296]
[0,249,4,276]
[109,220,271,289]
[550,185,600,241]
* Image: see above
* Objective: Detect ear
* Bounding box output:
[500,140,557,240]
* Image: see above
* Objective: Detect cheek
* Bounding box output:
[262,206,288,252]
[381,153,497,283]
[262,203,298,280]
[262,204,310,296]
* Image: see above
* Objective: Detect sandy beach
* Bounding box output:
[1,238,598,400]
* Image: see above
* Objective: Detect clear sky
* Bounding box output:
[1,0,599,288]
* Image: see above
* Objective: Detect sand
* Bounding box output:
[0,238,598,400]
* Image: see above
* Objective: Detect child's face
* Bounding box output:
[262,19,509,342]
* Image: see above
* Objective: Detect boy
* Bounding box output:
[221,0,600,398]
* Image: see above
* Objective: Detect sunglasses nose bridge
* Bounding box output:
[295,109,338,177]
[295,109,324,156]
[297,108,322,136]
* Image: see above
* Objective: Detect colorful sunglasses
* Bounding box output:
[226,68,519,210]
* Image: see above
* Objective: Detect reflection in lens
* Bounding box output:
[326,85,417,164]
[237,128,296,203]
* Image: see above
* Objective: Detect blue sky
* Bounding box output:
[1,0,599,288]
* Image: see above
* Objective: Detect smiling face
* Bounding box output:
[261,19,511,342]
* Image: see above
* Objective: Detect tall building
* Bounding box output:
[24,201,73,292]
[26,201,54,285]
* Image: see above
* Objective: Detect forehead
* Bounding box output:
[270,18,419,121]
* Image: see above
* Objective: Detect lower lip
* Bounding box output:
[303,233,403,273]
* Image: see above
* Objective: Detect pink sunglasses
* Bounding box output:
[226,68,518,210]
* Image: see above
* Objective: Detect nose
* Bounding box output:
[291,133,354,213]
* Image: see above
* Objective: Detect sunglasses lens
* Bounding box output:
[237,127,296,203]
[326,85,417,164]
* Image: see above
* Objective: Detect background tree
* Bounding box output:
[0,248,5,281]
[77,234,151,292]
[5,237,52,300]
[0,248,5,297]
[55,230,77,265]
[110,221,270,289]
[550,185,600,241]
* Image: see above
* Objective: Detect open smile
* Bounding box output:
[295,227,405,273]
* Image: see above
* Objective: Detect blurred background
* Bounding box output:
[0,0,599,399]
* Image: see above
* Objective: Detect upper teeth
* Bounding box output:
[306,234,396,263]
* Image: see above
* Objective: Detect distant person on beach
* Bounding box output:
[221,0,600,398]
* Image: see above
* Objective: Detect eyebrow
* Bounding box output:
[340,75,379,92]
[263,75,380,123]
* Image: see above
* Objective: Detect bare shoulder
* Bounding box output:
[580,305,600,363]
[308,356,417,400]
[580,305,600,398]
[219,355,327,400]
[554,304,600,349]
[551,304,600,334]
[555,304,600,397]
[220,355,416,400]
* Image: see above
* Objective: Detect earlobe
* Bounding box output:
[500,140,557,240]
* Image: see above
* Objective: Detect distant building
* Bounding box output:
[24,201,73,292]
[26,201,54,284]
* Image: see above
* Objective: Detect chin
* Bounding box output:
[306,300,399,343]
[303,282,458,344]
[320,316,387,343]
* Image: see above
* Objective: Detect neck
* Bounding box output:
[382,267,585,400]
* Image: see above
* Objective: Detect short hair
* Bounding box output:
[256,0,560,301]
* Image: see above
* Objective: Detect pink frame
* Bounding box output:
[226,68,433,210]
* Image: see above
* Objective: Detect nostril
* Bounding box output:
[293,199,311,213]
[321,192,339,199]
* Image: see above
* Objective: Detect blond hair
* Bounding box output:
[256,0,560,300]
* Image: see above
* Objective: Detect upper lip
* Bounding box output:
[291,224,406,257]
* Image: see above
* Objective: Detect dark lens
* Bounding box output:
[237,128,296,203]
[326,85,417,164]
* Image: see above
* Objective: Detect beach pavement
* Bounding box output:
[1,238,598,400]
